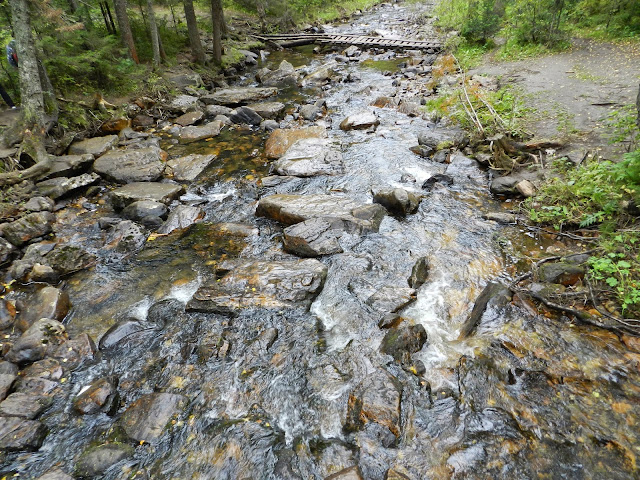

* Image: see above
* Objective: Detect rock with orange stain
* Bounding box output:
[264,126,327,159]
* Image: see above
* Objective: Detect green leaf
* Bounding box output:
[606,277,619,287]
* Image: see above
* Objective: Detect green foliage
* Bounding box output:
[605,105,638,149]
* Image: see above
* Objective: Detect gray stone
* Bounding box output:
[0,392,53,419]
[187,259,327,314]
[345,369,402,437]
[6,318,67,365]
[339,112,380,131]
[283,217,357,257]
[73,377,119,415]
[265,126,327,159]
[3,212,55,246]
[326,466,363,480]
[261,120,279,131]
[23,197,54,212]
[168,94,199,113]
[366,287,416,314]
[45,154,94,179]
[408,257,430,289]
[204,104,234,118]
[302,62,336,86]
[28,263,58,283]
[458,282,512,339]
[157,205,204,234]
[0,237,16,263]
[489,176,519,195]
[380,321,427,363]
[300,104,322,121]
[110,182,184,209]
[0,417,47,451]
[247,102,286,120]
[44,245,96,276]
[538,263,585,286]
[273,138,344,177]
[417,126,468,150]
[0,374,16,401]
[256,194,387,233]
[0,300,15,329]
[75,443,134,477]
[229,106,263,126]
[98,320,148,350]
[260,60,300,87]
[201,87,278,106]
[177,121,222,143]
[482,212,517,224]
[372,188,421,217]
[0,362,18,375]
[36,468,74,480]
[94,147,166,183]
[68,135,118,157]
[15,286,70,332]
[122,200,168,222]
[344,46,360,57]
[36,173,100,199]
[516,179,536,197]
[174,110,204,126]
[120,392,187,442]
[104,220,148,254]
[165,72,203,89]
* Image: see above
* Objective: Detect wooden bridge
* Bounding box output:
[252,33,441,53]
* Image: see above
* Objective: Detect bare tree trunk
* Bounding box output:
[146,0,161,66]
[184,0,206,64]
[113,0,139,64]
[210,0,223,63]
[105,1,117,33]
[68,0,79,12]
[636,83,640,130]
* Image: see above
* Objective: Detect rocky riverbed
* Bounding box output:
[0,1,639,479]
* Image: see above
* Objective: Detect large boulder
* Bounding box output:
[372,188,421,217]
[201,87,278,106]
[104,220,148,254]
[173,110,204,127]
[339,112,380,131]
[15,286,70,332]
[120,392,187,443]
[283,217,357,257]
[177,121,222,143]
[273,138,344,177]
[345,369,403,438]
[36,173,100,199]
[122,200,168,222]
[417,126,468,151]
[157,205,204,234]
[256,194,387,233]
[3,212,55,247]
[302,62,336,86]
[94,147,167,183]
[5,318,67,365]
[187,259,327,314]
[110,182,184,209]
[68,135,118,157]
[265,126,327,159]
[167,94,199,113]
[0,417,47,451]
[45,154,94,179]
[259,60,300,87]
[246,102,286,120]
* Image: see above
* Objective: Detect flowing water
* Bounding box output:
[4,2,640,479]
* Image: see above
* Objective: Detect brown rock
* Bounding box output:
[120,392,187,443]
[53,334,97,369]
[15,286,71,332]
[0,392,53,419]
[264,126,327,159]
[101,118,131,134]
[3,212,55,247]
[5,319,67,365]
[0,374,16,401]
[174,110,204,127]
[73,376,119,415]
[0,417,48,451]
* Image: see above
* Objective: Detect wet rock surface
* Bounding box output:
[177,121,223,143]
[166,153,216,181]
[273,138,344,177]
[372,188,421,217]
[110,182,184,209]
[68,135,118,157]
[93,146,167,183]
[120,392,187,442]
[75,443,134,477]
[264,126,327,159]
[3,212,55,247]
[202,86,278,106]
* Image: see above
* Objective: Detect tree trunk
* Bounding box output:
[100,2,114,34]
[105,2,118,33]
[636,83,640,130]
[113,0,139,64]
[184,0,206,64]
[68,0,79,12]
[210,0,223,63]
[146,0,161,66]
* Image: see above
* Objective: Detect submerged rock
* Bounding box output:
[44,245,96,276]
[264,126,327,159]
[187,259,327,314]
[380,321,428,363]
[120,392,187,443]
[157,205,204,234]
[75,443,134,477]
[15,286,70,332]
[273,138,344,177]
[256,194,387,233]
[372,188,421,217]
[94,146,167,183]
[98,319,151,350]
[283,217,356,257]
[110,182,184,209]
[73,376,119,415]
[35,468,73,480]
[166,153,216,182]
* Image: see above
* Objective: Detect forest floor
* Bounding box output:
[471,38,640,161]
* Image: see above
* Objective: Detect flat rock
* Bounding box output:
[3,212,55,246]
[339,112,380,131]
[0,417,47,451]
[45,154,94,179]
[36,173,100,199]
[157,205,204,234]
[23,196,54,212]
[345,368,403,437]
[44,245,95,276]
[68,135,118,157]
[204,104,234,118]
[110,182,184,209]
[366,286,416,314]
[122,200,168,222]
[273,138,344,177]
[94,147,167,183]
[259,60,300,87]
[256,194,387,233]
[168,94,199,113]
[247,102,286,120]
[166,154,216,182]
[482,212,517,224]
[417,126,468,150]
[372,188,421,217]
[264,126,327,159]
[120,392,187,443]
[6,318,67,365]
[283,217,359,257]
[174,110,204,126]
[0,392,53,419]
[201,87,278,106]
[177,121,222,143]
[229,106,263,126]
[538,262,585,286]
[15,286,70,332]
[75,443,134,477]
[187,259,327,314]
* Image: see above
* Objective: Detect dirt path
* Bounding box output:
[472,39,640,160]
